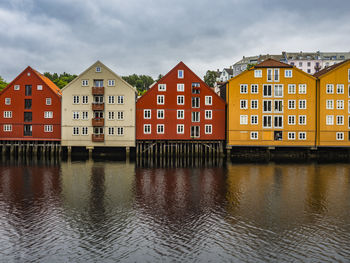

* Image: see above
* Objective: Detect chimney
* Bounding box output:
[230,66,232,69]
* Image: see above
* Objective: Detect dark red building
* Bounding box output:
[136,62,225,141]
[0,66,61,142]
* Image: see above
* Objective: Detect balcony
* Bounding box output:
[92,103,104,111]
[92,118,104,127]
[92,134,104,142]
[92,86,104,95]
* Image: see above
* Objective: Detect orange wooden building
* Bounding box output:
[0,66,61,142]
[136,62,225,142]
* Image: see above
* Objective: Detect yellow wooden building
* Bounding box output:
[314,59,350,146]
[226,59,317,147]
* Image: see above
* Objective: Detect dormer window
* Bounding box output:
[96,67,101,72]
[178,70,184,79]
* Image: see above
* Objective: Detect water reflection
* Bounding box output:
[0,160,349,262]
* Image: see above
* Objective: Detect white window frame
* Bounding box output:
[263,100,272,113]
[37,85,43,90]
[337,84,344,94]
[177,83,184,92]
[44,125,53,132]
[108,111,115,120]
[73,96,79,104]
[240,115,248,125]
[326,84,334,94]
[177,124,184,134]
[251,100,258,109]
[326,100,334,110]
[288,100,296,109]
[250,131,258,140]
[251,115,258,125]
[274,115,283,128]
[336,132,344,141]
[288,84,296,94]
[178,70,184,79]
[44,111,53,119]
[326,115,334,125]
[117,111,124,120]
[240,84,248,94]
[108,80,115,87]
[263,115,272,128]
[3,111,12,118]
[205,96,212,105]
[82,95,88,104]
[82,111,88,120]
[177,95,185,105]
[299,84,307,94]
[14,85,20,90]
[299,100,307,109]
[336,100,344,110]
[251,84,258,94]
[205,110,212,120]
[274,84,283,97]
[144,124,151,134]
[157,95,164,105]
[288,132,295,140]
[5,98,11,105]
[336,115,344,125]
[298,132,306,140]
[73,111,80,120]
[96,66,101,72]
[73,127,79,135]
[3,124,12,132]
[117,96,124,104]
[144,109,151,119]
[267,69,273,82]
[46,98,51,105]
[157,124,164,134]
[274,69,280,82]
[158,84,166,91]
[117,127,124,136]
[205,124,212,134]
[177,110,184,119]
[191,112,200,122]
[263,84,272,97]
[240,100,248,109]
[274,100,283,113]
[157,109,164,119]
[82,80,89,86]
[288,115,295,125]
[254,70,262,78]
[285,69,292,78]
[299,115,306,125]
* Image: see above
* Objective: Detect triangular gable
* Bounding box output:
[254,58,293,68]
[61,60,137,93]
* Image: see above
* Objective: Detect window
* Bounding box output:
[158,84,166,91]
[117,111,124,120]
[25,85,32,96]
[336,100,344,109]
[108,127,115,135]
[192,112,200,122]
[117,96,124,104]
[307,69,311,73]
[108,111,115,120]
[267,69,272,81]
[250,132,258,140]
[349,69,350,81]
[205,110,212,119]
[177,95,184,105]
[263,84,272,97]
[263,116,272,128]
[82,111,88,120]
[4,111,12,118]
[94,80,103,87]
[24,112,32,122]
[326,115,334,125]
[25,99,32,109]
[274,69,279,81]
[3,124,12,132]
[254,70,262,78]
[336,115,344,125]
[288,100,296,109]
[177,110,184,119]
[157,95,164,105]
[285,70,292,78]
[299,62,303,67]
[251,100,258,109]
[298,132,306,140]
[23,125,32,136]
[274,84,283,97]
[240,100,248,109]
[326,84,334,94]
[251,115,258,125]
[326,100,334,109]
[5,98,11,105]
[157,110,164,119]
[73,112,79,120]
[263,100,272,112]
[73,96,79,104]
[73,127,79,135]
[299,115,306,125]
[178,70,184,78]
[288,132,295,140]
[45,111,53,119]
[240,115,248,125]
[274,100,283,113]
[82,80,88,86]
[37,85,43,90]
[156,124,164,134]
[288,84,296,94]
[274,131,283,141]
[274,116,283,128]
[177,124,184,134]
[205,96,212,105]
[336,132,344,140]
[251,84,258,94]
[82,96,88,104]
[192,97,200,108]
[96,67,101,72]
[205,124,212,134]
[144,109,151,119]
[299,84,307,94]
[144,124,151,134]
[337,84,344,94]
[177,84,184,92]
[299,100,307,109]
[108,96,115,104]
[240,84,248,94]
[288,115,295,125]
[108,80,115,86]
[44,125,53,132]
[14,85,20,90]
[82,127,88,135]
[46,98,51,105]
[117,127,124,135]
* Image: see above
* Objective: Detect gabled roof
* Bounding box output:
[313,59,350,78]
[0,66,61,97]
[61,60,137,93]
[223,68,233,75]
[254,58,293,68]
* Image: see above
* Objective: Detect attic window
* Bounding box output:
[27,72,31,76]
[96,67,101,72]
[14,85,20,90]
[178,70,184,79]
[37,85,43,90]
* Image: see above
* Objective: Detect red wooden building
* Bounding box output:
[136,62,225,148]
[0,66,61,143]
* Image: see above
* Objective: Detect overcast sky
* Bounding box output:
[0,0,350,81]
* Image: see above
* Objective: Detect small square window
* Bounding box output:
[108,80,115,86]
[254,70,262,78]
[82,80,89,86]
[96,67,101,72]
[14,85,20,90]
[5,98,11,105]
[178,70,184,79]
[177,84,184,92]
[46,98,52,105]
[37,85,43,90]
[250,132,258,139]
[158,84,166,91]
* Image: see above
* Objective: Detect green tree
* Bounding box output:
[0,76,8,92]
[122,74,154,93]
[203,70,217,87]
[157,74,163,81]
[44,72,77,89]
[246,63,256,70]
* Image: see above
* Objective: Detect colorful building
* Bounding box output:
[136,62,226,142]
[226,59,317,147]
[314,59,350,146]
[61,61,137,150]
[0,66,61,142]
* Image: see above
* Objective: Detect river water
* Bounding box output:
[0,158,350,262]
